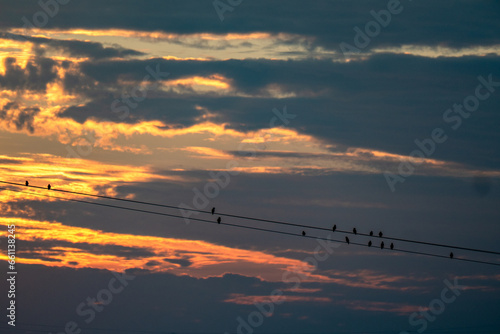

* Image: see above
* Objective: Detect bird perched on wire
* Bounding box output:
[302,231,306,236]
[47,184,51,190]
[380,242,384,249]
[25,181,29,186]
[332,224,336,232]
[369,231,373,236]
[368,240,372,247]
[345,236,350,244]
[211,207,215,215]
[353,228,357,235]
[378,231,383,237]
[390,243,394,250]
[450,252,454,259]
[217,217,221,224]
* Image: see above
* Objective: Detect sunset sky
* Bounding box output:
[0,1,499,333]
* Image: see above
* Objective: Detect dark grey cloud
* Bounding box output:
[145,260,161,267]
[19,239,156,259]
[1,0,500,52]
[473,176,493,197]
[1,262,499,334]
[163,258,192,267]
[2,47,498,170]
[229,150,331,159]
[0,158,23,164]
[14,106,40,133]
[61,70,97,94]
[0,102,40,133]
[58,54,500,170]
[1,2,499,333]
[0,54,57,91]
[60,95,204,126]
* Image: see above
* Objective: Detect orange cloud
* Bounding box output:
[10,28,274,42]
[241,128,315,144]
[282,288,322,293]
[321,269,431,291]
[0,217,330,282]
[338,300,427,315]
[164,75,231,90]
[0,39,35,72]
[0,153,184,204]
[230,166,291,174]
[1,49,498,180]
[223,293,331,305]
[161,56,211,61]
[182,146,233,159]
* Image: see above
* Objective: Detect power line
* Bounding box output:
[2,186,500,267]
[1,180,499,256]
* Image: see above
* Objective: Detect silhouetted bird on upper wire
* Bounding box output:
[345,236,350,244]
[211,207,215,215]
[380,242,384,249]
[332,224,336,232]
[390,243,394,250]
[25,181,29,186]
[378,231,383,238]
[47,184,51,190]
[302,231,306,236]
[353,228,357,235]
[450,252,454,259]
[217,217,221,224]
[369,231,373,236]
[368,240,372,247]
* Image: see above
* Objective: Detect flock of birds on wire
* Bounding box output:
[210,203,454,259]
[7,179,497,266]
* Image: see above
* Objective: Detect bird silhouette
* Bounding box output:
[353,228,357,235]
[332,224,336,232]
[380,242,384,249]
[369,231,373,236]
[368,240,372,247]
[25,181,29,186]
[390,243,394,250]
[345,236,350,244]
[378,231,383,237]
[302,231,306,236]
[217,217,221,224]
[47,184,51,190]
[450,252,454,259]
[211,207,215,215]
